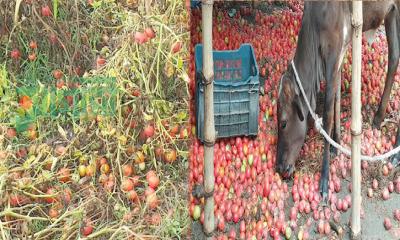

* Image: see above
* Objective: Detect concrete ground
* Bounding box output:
[191,180,400,240]
[337,181,400,240]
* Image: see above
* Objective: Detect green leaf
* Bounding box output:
[0,165,7,175]
[176,111,187,121]
[16,107,26,117]
[142,144,149,155]
[84,91,90,112]
[23,155,37,169]
[41,91,51,114]
[25,105,35,119]
[92,0,102,8]
[41,170,52,181]
[176,57,183,70]
[53,0,58,20]
[143,112,153,121]
[15,116,33,133]
[10,116,17,127]
[179,151,188,159]
[0,63,8,97]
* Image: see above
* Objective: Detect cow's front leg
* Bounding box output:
[320,87,336,203]
[331,73,341,157]
[320,52,340,203]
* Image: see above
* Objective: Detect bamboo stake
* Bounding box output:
[14,0,23,26]
[202,0,215,237]
[351,1,363,239]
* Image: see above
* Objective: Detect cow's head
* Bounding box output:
[276,70,308,178]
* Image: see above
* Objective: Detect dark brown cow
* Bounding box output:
[276,1,400,202]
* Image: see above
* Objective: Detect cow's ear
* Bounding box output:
[292,81,305,122]
[292,97,305,122]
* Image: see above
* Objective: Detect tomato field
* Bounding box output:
[189,2,400,239]
[0,0,189,239]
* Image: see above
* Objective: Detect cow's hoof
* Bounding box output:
[390,153,400,168]
[319,177,329,204]
[372,115,383,130]
[319,199,328,208]
[330,145,338,158]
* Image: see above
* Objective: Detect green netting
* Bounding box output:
[14,76,118,132]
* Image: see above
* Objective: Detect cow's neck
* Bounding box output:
[292,42,319,115]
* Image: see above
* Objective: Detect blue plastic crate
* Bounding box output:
[191,0,201,9]
[195,44,259,142]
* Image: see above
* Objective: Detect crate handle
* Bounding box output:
[248,89,258,93]
[248,84,259,93]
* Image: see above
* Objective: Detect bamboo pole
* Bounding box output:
[202,0,215,237]
[351,1,363,239]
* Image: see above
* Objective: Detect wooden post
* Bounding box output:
[351,1,363,239]
[202,0,215,238]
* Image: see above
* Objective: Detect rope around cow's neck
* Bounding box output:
[290,60,400,161]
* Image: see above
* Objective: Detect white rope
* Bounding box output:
[290,60,400,161]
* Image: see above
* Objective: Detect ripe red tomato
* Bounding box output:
[11,49,21,60]
[28,53,36,61]
[121,178,134,192]
[134,32,148,44]
[45,188,58,204]
[143,124,155,138]
[29,41,37,49]
[148,175,160,189]
[53,70,63,79]
[96,57,106,66]
[19,95,33,110]
[144,28,155,39]
[171,41,182,54]
[81,225,93,236]
[41,5,52,17]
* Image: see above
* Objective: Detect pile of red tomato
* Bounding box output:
[189,2,400,239]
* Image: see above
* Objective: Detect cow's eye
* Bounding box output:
[281,120,287,129]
